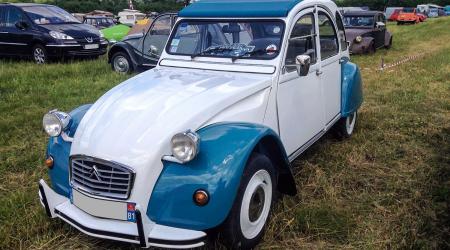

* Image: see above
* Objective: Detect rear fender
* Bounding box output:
[341,61,363,117]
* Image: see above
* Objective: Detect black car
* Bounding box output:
[83,16,115,29]
[108,12,177,73]
[0,3,108,63]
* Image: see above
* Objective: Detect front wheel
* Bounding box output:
[111,52,132,74]
[32,44,47,64]
[333,111,358,139]
[220,153,276,249]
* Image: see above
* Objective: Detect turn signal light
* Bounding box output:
[193,190,209,206]
[45,156,54,169]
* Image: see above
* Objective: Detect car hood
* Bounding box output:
[345,28,370,43]
[70,67,272,165]
[41,23,100,39]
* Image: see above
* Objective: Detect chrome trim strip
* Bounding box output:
[162,155,184,164]
[0,42,27,45]
[46,44,81,47]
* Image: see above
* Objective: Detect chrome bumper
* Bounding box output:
[38,179,206,249]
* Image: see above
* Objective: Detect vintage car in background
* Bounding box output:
[0,3,107,63]
[83,15,115,29]
[38,0,363,248]
[108,12,177,73]
[100,24,131,44]
[417,13,427,22]
[343,11,393,54]
[397,8,421,24]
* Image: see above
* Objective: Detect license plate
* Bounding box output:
[72,189,135,221]
[83,44,99,50]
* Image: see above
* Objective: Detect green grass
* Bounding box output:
[1,17,449,249]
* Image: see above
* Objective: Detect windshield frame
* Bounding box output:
[165,18,286,61]
[22,5,81,25]
[343,15,375,28]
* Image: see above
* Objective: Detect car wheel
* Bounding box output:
[221,153,276,249]
[368,42,376,54]
[333,111,357,139]
[385,37,393,49]
[32,44,47,64]
[111,52,132,74]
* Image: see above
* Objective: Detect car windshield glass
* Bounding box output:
[167,20,285,60]
[343,16,374,27]
[23,6,80,25]
[402,8,415,13]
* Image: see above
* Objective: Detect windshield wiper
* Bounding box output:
[231,49,279,62]
[191,46,234,59]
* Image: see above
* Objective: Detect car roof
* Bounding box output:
[179,0,302,18]
[1,3,53,7]
[344,11,383,16]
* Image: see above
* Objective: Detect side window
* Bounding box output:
[0,7,5,27]
[144,15,172,58]
[4,6,23,28]
[318,11,339,60]
[335,12,347,51]
[285,13,317,73]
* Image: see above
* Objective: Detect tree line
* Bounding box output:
[1,0,449,14]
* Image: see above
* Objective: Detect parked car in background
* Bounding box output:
[385,7,402,21]
[428,8,439,18]
[83,16,115,29]
[417,13,427,22]
[100,24,131,43]
[108,13,177,73]
[397,8,420,24]
[118,9,146,26]
[39,0,363,249]
[343,11,392,54]
[0,3,107,64]
[445,6,450,15]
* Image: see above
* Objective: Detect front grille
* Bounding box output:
[70,156,134,200]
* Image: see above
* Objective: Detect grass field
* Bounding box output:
[1,17,449,249]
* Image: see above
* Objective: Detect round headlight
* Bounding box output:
[171,131,200,163]
[43,111,71,137]
[355,36,363,43]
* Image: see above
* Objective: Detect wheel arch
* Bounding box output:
[147,122,296,231]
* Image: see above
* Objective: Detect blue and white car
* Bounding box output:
[38,0,363,248]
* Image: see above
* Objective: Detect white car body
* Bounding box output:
[39,0,363,248]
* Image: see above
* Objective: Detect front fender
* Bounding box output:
[46,104,92,197]
[341,61,363,117]
[350,37,374,54]
[385,31,393,46]
[108,42,140,67]
[147,123,289,231]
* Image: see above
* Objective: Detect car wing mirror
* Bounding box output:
[148,45,159,55]
[15,21,28,30]
[296,55,311,76]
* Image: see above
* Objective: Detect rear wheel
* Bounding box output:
[32,44,47,64]
[111,52,132,74]
[220,153,276,249]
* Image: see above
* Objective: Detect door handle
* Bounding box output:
[316,70,323,76]
[339,57,349,64]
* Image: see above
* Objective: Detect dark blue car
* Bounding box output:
[0,3,108,63]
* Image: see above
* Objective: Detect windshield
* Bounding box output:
[167,20,285,60]
[343,16,374,27]
[402,8,415,13]
[23,6,80,25]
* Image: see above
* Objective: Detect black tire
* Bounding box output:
[367,42,376,54]
[220,153,277,249]
[397,21,403,25]
[32,44,47,64]
[333,111,358,139]
[111,51,133,74]
[385,37,393,49]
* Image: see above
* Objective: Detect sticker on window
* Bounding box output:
[171,39,180,46]
[266,44,278,55]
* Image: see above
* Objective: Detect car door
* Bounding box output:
[277,9,325,156]
[1,6,32,55]
[316,9,342,126]
[373,14,386,48]
[0,5,9,55]
[140,14,173,67]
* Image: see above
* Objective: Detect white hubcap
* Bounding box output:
[113,56,129,73]
[240,169,272,239]
[345,111,357,135]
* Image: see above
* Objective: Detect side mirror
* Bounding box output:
[15,21,28,30]
[149,45,159,55]
[296,55,311,76]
